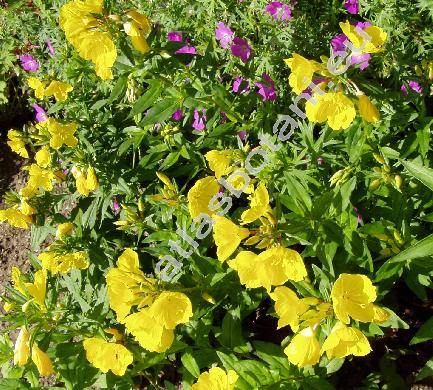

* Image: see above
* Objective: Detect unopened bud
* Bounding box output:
[369,179,381,191]
[373,153,385,164]
[395,175,403,189]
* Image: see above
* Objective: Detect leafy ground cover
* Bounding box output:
[1,0,433,389]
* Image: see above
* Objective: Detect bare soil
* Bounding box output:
[0,140,30,296]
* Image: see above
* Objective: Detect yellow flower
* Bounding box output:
[124,10,151,53]
[43,80,73,102]
[331,273,377,324]
[86,167,99,192]
[284,327,321,367]
[0,208,32,229]
[35,146,51,168]
[47,118,78,149]
[373,305,390,323]
[3,302,13,312]
[321,322,371,359]
[191,367,238,390]
[60,0,117,79]
[26,164,56,192]
[258,246,307,287]
[20,200,35,216]
[228,173,254,194]
[83,337,133,376]
[148,291,193,329]
[340,21,387,54]
[358,94,380,123]
[284,54,323,95]
[14,327,30,366]
[38,251,89,274]
[28,77,46,99]
[212,215,249,262]
[7,130,28,158]
[124,308,174,353]
[228,246,306,291]
[228,251,270,289]
[270,286,308,332]
[106,249,157,322]
[205,150,234,179]
[31,344,55,376]
[24,269,47,309]
[71,166,99,196]
[306,92,356,131]
[241,183,271,224]
[56,222,74,238]
[187,176,220,219]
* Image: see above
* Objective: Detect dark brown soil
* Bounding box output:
[0,139,30,296]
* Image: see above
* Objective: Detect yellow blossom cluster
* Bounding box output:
[285,21,387,130]
[271,274,389,367]
[105,249,192,355]
[59,0,151,80]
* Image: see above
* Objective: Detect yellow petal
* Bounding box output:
[241,183,270,224]
[212,215,249,262]
[35,146,51,168]
[187,176,220,219]
[358,94,380,123]
[14,327,30,366]
[31,344,54,376]
[284,327,321,367]
[149,291,193,329]
[83,337,133,376]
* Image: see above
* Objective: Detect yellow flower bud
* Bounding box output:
[395,175,403,189]
[202,292,216,305]
[373,153,385,164]
[369,179,381,191]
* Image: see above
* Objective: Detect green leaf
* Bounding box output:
[410,316,433,345]
[130,81,163,117]
[375,233,433,282]
[139,97,178,126]
[416,358,433,381]
[0,379,30,390]
[181,351,200,378]
[107,75,128,104]
[252,341,292,377]
[402,159,433,192]
[219,308,248,352]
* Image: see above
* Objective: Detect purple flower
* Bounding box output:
[46,39,55,57]
[220,111,228,123]
[113,200,120,212]
[402,81,423,95]
[19,54,39,72]
[215,22,234,49]
[172,109,183,121]
[344,0,359,14]
[331,28,372,70]
[355,21,372,30]
[265,2,292,21]
[255,73,277,101]
[238,130,247,141]
[32,104,48,123]
[317,157,324,165]
[331,34,348,53]
[232,76,250,94]
[167,31,183,42]
[231,37,251,63]
[192,109,207,131]
[351,52,371,70]
[175,45,197,55]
